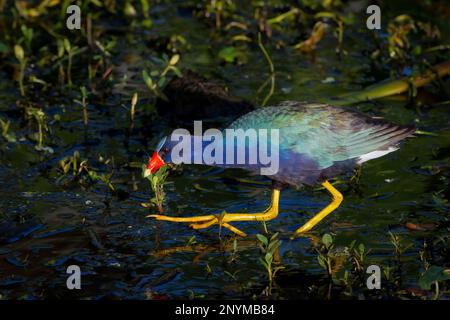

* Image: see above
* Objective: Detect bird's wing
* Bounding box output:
[280,103,415,168]
[229,102,415,169]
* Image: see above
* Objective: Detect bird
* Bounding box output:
[144,101,415,237]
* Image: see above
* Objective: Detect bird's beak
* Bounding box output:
[144,151,165,178]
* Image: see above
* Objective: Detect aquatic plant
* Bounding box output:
[14,44,26,96]
[256,232,284,295]
[256,33,275,107]
[315,233,349,279]
[388,231,413,259]
[348,240,370,273]
[142,163,169,213]
[419,266,450,300]
[63,38,74,87]
[26,107,50,152]
[58,151,116,194]
[0,118,16,143]
[129,92,138,131]
[73,86,89,126]
[142,53,181,101]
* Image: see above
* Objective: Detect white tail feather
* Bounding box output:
[357,146,398,164]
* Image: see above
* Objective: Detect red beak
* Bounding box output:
[144,151,165,177]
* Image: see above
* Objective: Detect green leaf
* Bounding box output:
[270,232,279,242]
[256,234,268,246]
[0,41,9,54]
[419,266,450,290]
[14,44,24,61]
[268,239,281,253]
[171,66,182,77]
[218,46,237,63]
[317,255,326,269]
[63,38,71,53]
[142,70,154,88]
[259,258,268,269]
[358,243,365,255]
[265,252,273,265]
[322,233,333,247]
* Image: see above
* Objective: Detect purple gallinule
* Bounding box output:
[145,101,415,237]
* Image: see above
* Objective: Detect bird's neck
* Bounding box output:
[168,132,279,176]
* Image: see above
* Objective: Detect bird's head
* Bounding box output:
[143,136,173,178]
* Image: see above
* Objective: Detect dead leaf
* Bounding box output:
[405,222,438,231]
[295,22,325,53]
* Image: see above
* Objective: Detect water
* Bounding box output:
[0,1,449,299]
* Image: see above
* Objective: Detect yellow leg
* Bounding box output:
[295,180,343,234]
[147,189,280,237]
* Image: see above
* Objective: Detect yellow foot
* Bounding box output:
[147,189,280,237]
[293,180,343,236]
[148,213,248,237]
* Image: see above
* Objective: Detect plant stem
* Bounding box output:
[334,61,450,105]
[67,51,72,87]
[38,121,43,148]
[257,33,275,107]
[19,61,26,96]
[434,281,439,300]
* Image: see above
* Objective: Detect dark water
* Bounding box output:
[0,1,449,299]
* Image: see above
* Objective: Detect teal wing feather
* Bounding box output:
[228,101,415,169]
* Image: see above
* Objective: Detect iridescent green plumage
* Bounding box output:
[228,101,415,185]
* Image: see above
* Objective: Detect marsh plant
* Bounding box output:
[348,240,370,273]
[315,234,349,279]
[63,38,74,87]
[142,53,181,101]
[130,93,138,128]
[0,118,16,143]
[58,151,115,193]
[256,232,284,295]
[419,266,450,300]
[26,107,51,152]
[14,44,26,96]
[388,231,413,260]
[142,163,169,213]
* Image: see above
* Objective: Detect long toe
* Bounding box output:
[146,214,216,222]
[190,219,218,229]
